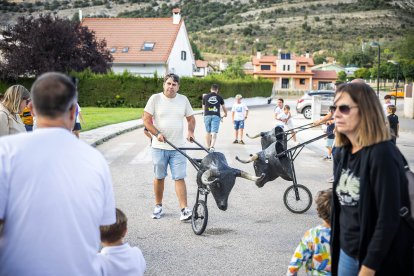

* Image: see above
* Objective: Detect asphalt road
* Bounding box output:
[95,104,342,275]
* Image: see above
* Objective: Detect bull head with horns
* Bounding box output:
[236,140,293,187]
[197,152,264,211]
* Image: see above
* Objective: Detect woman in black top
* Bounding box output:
[330,83,413,276]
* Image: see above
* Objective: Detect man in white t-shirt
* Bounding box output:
[0,72,116,276]
[143,73,196,221]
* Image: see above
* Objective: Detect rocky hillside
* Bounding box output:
[1,0,413,60]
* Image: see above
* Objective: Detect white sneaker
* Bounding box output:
[180,207,192,221]
[151,204,164,219]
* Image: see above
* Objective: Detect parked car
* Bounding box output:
[296,90,335,119]
[387,87,404,98]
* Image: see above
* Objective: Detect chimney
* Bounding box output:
[256,51,261,59]
[278,49,282,59]
[305,50,310,58]
[172,8,181,25]
[79,9,83,22]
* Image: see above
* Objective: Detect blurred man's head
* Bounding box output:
[31,72,77,118]
[211,84,219,93]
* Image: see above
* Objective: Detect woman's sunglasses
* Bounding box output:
[331,105,358,114]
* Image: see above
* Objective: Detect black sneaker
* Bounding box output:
[233,140,238,144]
[239,140,245,145]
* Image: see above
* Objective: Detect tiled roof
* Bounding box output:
[252,55,314,66]
[312,70,337,79]
[294,56,314,66]
[82,18,182,63]
[195,60,208,68]
[252,55,276,65]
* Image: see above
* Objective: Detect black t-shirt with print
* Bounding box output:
[336,150,361,258]
[203,92,224,116]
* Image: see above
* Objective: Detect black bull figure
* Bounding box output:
[196,152,264,211]
[237,126,293,187]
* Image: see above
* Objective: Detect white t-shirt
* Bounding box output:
[144,92,194,150]
[75,103,82,123]
[99,243,146,276]
[274,105,283,118]
[0,128,116,276]
[277,112,294,129]
[231,102,248,121]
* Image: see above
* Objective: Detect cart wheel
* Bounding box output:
[191,200,208,235]
[283,184,312,214]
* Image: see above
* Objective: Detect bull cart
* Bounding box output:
[237,123,329,214]
[164,137,262,235]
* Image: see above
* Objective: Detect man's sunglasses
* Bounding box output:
[331,105,358,114]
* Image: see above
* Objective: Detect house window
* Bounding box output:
[287,65,290,71]
[110,47,117,53]
[122,47,129,53]
[181,51,187,61]
[300,65,306,72]
[261,65,271,70]
[142,42,155,51]
[300,78,306,85]
[283,65,286,71]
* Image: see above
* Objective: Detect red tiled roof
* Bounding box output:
[252,55,315,66]
[312,70,337,79]
[195,60,208,68]
[252,55,277,65]
[294,56,314,66]
[82,18,182,63]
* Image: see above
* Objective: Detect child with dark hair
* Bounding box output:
[287,189,332,275]
[387,105,399,145]
[99,208,146,276]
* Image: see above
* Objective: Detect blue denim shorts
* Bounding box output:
[204,115,221,133]
[234,120,245,130]
[326,138,334,148]
[151,148,187,180]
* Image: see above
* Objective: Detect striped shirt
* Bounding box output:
[144,92,194,150]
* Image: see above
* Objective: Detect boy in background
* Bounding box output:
[231,94,249,144]
[387,104,399,145]
[287,189,332,275]
[99,208,146,276]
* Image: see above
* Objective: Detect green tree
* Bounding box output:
[337,71,347,82]
[190,41,203,60]
[354,68,371,79]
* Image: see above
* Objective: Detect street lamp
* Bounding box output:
[370,42,381,97]
[388,60,400,105]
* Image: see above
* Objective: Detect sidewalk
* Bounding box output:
[81,97,414,150]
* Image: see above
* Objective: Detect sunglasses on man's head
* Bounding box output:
[331,104,358,114]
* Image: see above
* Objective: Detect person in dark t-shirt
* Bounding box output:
[386,105,399,145]
[202,84,227,151]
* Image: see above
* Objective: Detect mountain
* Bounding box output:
[1,0,414,62]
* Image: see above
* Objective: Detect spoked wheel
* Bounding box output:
[283,184,312,214]
[191,200,208,235]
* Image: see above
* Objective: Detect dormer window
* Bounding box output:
[122,47,129,53]
[110,47,117,53]
[142,42,155,51]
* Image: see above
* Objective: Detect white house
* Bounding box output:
[193,60,210,77]
[82,9,195,77]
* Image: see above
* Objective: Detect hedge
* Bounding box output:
[0,72,273,108]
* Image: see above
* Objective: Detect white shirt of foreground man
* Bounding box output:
[0,72,116,276]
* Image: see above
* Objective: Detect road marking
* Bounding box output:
[103,142,135,165]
